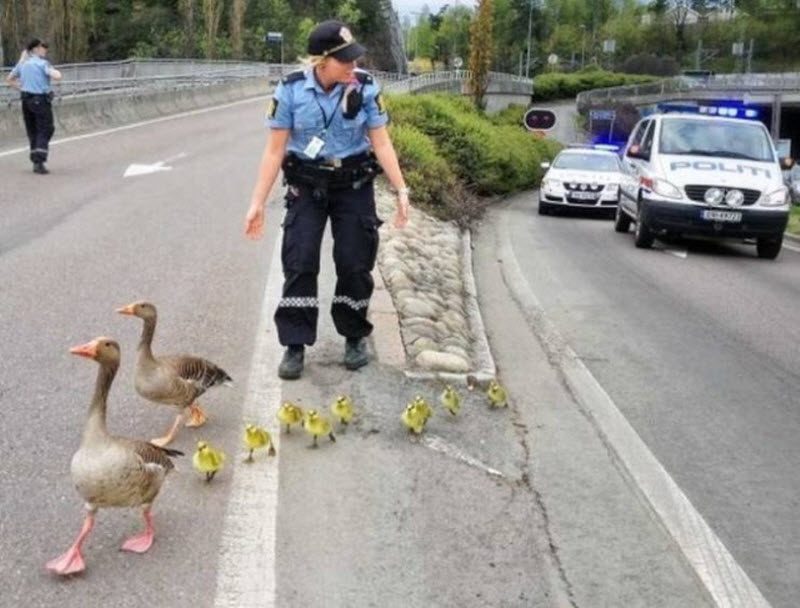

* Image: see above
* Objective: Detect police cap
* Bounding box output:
[308,20,366,62]
[26,37,49,51]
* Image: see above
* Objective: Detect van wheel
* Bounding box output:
[756,235,783,259]
[614,206,631,233]
[634,217,655,248]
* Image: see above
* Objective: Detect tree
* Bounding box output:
[469,0,493,109]
[179,0,197,57]
[231,0,248,59]
[203,0,224,59]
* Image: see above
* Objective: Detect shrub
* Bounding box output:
[532,70,658,101]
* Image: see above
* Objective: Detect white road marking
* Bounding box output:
[422,434,505,478]
[214,235,283,608]
[500,212,772,608]
[123,162,173,177]
[0,97,266,159]
[782,243,800,254]
[654,243,689,258]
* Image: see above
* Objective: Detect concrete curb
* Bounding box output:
[784,231,800,245]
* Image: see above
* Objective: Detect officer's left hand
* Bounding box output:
[394,194,410,229]
[244,203,265,240]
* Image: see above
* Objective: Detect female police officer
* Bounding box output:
[244,20,410,380]
[5,38,62,174]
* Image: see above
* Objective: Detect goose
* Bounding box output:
[46,338,182,576]
[116,301,232,446]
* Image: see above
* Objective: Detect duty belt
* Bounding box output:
[282,152,382,191]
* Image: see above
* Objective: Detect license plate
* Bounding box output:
[571,192,597,200]
[702,209,742,222]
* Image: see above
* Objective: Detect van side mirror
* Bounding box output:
[540,161,550,169]
[781,156,794,170]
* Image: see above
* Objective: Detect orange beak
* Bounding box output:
[69,340,98,359]
[116,303,136,316]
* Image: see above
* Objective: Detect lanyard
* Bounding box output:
[312,87,346,136]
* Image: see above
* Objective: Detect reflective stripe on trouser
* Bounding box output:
[274,180,381,346]
[21,95,55,163]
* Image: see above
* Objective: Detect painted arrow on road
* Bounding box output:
[123,152,187,177]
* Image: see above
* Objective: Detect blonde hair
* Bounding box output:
[301,55,327,68]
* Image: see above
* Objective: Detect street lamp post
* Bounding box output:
[525,0,533,77]
[580,24,586,68]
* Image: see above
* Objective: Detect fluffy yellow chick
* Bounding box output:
[440,385,461,416]
[276,401,304,433]
[487,380,508,408]
[193,440,226,482]
[413,395,433,422]
[303,410,336,447]
[330,395,354,427]
[401,403,427,434]
[243,423,276,462]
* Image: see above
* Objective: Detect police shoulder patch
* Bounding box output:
[266,97,279,119]
[354,71,374,85]
[281,70,305,84]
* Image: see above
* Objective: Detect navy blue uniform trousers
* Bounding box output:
[275,180,382,346]
[21,93,55,163]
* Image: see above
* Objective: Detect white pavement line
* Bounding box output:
[497,212,772,608]
[0,96,266,159]
[214,236,283,608]
[782,243,800,254]
[421,434,505,478]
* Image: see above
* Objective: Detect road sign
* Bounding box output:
[453,56,463,68]
[589,109,616,121]
[603,39,616,53]
[266,32,283,42]
[547,53,559,65]
[523,108,557,132]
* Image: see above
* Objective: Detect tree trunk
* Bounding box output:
[180,0,196,58]
[230,0,247,59]
[203,0,223,59]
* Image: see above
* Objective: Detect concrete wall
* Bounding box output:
[0,78,272,147]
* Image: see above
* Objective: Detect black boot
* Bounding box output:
[344,338,368,371]
[33,162,49,174]
[278,345,304,380]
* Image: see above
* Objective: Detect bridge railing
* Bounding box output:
[577,72,800,110]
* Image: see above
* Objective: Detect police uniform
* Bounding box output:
[10,40,56,172]
[267,23,389,352]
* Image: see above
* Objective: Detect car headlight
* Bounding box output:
[649,178,683,200]
[542,178,563,193]
[761,186,789,207]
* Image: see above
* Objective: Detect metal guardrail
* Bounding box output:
[576,72,800,109]
[1,58,531,106]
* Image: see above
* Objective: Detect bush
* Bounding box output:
[489,104,528,128]
[532,70,658,101]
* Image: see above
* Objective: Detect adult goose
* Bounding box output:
[116,301,232,446]
[46,338,182,576]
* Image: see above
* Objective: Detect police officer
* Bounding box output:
[5,38,62,174]
[244,20,411,380]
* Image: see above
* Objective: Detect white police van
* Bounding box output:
[616,105,791,259]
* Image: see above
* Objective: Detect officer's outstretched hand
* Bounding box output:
[244,203,265,240]
[394,195,410,230]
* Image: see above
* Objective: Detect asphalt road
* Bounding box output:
[495,194,800,607]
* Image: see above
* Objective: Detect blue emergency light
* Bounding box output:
[656,101,760,120]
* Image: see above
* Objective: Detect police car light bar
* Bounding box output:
[657,101,760,120]
[566,143,620,151]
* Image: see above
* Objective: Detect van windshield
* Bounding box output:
[659,118,775,162]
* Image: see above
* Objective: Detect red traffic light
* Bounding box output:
[523,108,557,132]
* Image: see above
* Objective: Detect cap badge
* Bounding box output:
[339,27,353,43]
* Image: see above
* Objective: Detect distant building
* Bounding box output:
[641,4,740,25]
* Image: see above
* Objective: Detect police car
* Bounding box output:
[538,145,625,215]
[616,106,791,259]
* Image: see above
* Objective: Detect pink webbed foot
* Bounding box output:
[121,530,154,553]
[46,547,86,575]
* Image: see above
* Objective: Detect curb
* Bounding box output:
[784,231,800,245]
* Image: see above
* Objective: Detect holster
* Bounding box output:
[282,152,382,192]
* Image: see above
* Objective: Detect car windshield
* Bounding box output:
[552,153,620,172]
[659,118,775,162]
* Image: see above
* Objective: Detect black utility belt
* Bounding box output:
[282,152,382,191]
[21,91,53,100]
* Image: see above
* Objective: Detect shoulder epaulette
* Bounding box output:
[355,71,374,85]
[281,70,305,84]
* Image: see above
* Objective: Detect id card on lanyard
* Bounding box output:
[303,87,345,159]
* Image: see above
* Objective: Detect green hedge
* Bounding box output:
[386,94,561,196]
[533,70,658,101]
